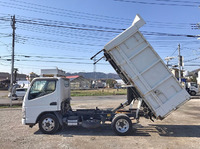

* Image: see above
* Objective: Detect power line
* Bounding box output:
[15,55,91,61]
[10,0,130,21]
[15,38,100,54]
[0,58,109,65]
[17,34,104,47]
[5,16,197,39]
[16,25,112,42]
[0,1,130,25]
[1,15,199,72]
[16,19,123,33]
[114,0,198,7]
[170,48,178,56]
[141,31,199,38]
[184,56,200,62]
[0,5,196,32]
[1,54,90,60]
[0,14,194,33]
[155,0,200,5]
[16,15,125,31]
[15,22,117,40]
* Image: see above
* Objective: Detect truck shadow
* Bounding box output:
[34,124,200,137]
[133,124,200,137]
[150,124,200,137]
[34,123,150,137]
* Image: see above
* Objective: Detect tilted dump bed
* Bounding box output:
[104,14,190,119]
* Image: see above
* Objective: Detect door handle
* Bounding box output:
[50,102,57,106]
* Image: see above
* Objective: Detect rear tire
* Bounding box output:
[111,114,132,136]
[39,114,60,134]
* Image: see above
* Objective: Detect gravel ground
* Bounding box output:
[0,96,200,149]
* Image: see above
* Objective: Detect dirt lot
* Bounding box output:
[0,94,200,149]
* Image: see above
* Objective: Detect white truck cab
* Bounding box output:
[22,77,70,126]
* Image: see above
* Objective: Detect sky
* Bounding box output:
[0,0,200,75]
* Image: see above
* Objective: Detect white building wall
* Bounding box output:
[197,71,200,85]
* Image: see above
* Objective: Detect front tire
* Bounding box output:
[111,114,132,136]
[190,91,196,96]
[39,114,60,134]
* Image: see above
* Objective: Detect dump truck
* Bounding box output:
[22,14,190,136]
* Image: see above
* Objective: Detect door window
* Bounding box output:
[29,80,56,100]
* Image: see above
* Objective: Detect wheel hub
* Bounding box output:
[42,118,55,132]
[115,119,129,133]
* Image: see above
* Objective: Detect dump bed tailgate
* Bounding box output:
[104,14,190,119]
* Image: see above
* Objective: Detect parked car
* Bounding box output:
[8,88,27,100]
[186,82,199,96]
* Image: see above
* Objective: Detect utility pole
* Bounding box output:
[93,58,96,88]
[10,15,16,106]
[178,44,181,83]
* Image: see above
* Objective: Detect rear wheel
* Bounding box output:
[39,114,60,134]
[111,114,132,136]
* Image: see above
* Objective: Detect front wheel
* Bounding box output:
[39,114,60,134]
[111,114,132,136]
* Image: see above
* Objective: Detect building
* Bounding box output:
[0,79,10,90]
[66,75,91,90]
[0,72,27,89]
[185,68,200,85]
[114,79,126,88]
[170,68,184,79]
[26,72,39,82]
[92,79,106,88]
[0,72,10,80]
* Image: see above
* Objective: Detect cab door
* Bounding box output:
[25,79,58,124]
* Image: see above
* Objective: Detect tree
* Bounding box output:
[106,79,117,88]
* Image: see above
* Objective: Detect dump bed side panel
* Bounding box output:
[104,14,190,119]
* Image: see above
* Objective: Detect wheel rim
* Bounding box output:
[115,119,129,133]
[42,118,55,132]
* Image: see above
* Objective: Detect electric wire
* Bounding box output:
[0,1,130,25]
[0,11,199,72]
[114,0,199,7]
